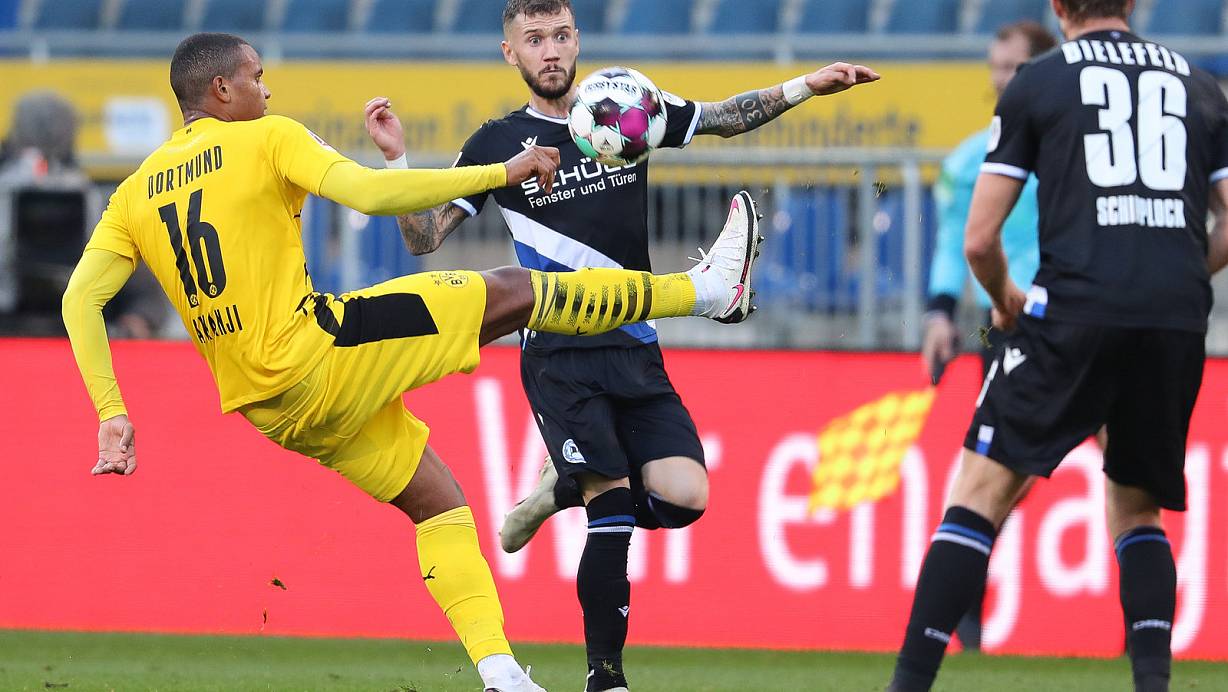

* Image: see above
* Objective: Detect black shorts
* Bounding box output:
[520,344,705,483]
[965,316,1204,511]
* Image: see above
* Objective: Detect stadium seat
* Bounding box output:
[452,0,506,33]
[363,0,437,33]
[975,0,1048,33]
[281,0,352,32]
[709,0,782,34]
[199,0,268,33]
[117,0,187,31]
[885,0,961,34]
[618,0,694,34]
[571,0,605,33]
[34,0,103,30]
[795,0,869,34]
[1147,0,1224,35]
[0,0,18,29]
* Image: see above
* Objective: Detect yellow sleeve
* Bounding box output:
[62,248,137,421]
[317,160,507,217]
[263,115,355,195]
[85,184,140,262]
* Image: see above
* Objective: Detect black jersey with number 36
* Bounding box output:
[985,30,1228,333]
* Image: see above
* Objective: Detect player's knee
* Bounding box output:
[646,491,706,529]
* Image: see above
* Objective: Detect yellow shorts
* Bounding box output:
[240,270,486,501]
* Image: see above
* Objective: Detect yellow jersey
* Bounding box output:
[87,116,372,412]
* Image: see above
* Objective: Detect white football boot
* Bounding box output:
[499,457,562,553]
[484,664,547,692]
[687,190,763,324]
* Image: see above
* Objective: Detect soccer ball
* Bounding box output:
[568,66,667,166]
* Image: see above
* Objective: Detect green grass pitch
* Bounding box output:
[1,630,1225,691]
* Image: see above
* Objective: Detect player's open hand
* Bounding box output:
[93,414,136,476]
[805,62,881,96]
[991,285,1027,333]
[364,97,406,161]
[504,145,561,193]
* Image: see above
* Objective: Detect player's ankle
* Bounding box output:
[477,653,525,687]
[684,268,722,316]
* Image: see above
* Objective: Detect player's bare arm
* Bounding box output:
[397,204,470,256]
[364,96,558,254]
[965,172,1027,331]
[1207,179,1228,275]
[695,62,880,138]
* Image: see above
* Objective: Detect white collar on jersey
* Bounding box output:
[524,106,569,124]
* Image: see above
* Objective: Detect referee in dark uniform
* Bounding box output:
[889,1,1228,691]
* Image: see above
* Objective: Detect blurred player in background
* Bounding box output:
[364,1,878,689]
[920,20,1056,652]
[890,0,1228,690]
[923,21,1055,385]
[61,32,763,692]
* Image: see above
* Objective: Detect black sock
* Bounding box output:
[579,487,634,691]
[954,579,985,653]
[891,506,997,692]
[1116,526,1175,692]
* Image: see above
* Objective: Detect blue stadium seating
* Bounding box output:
[710,0,782,34]
[117,0,187,31]
[452,0,505,34]
[363,0,437,33]
[885,0,961,34]
[619,0,694,34]
[1148,0,1224,35]
[975,0,1048,33]
[282,0,351,32]
[35,0,103,30]
[0,0,18,30]
[795,0,869,34]
[571,0,605,33]
[200,0,267,33]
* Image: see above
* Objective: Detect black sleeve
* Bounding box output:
[982,65,1038,181]
[659,90,701,150]
[1210,80,1228,184]
[451,124,496,216]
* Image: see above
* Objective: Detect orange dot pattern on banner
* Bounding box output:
[809,388,937,512]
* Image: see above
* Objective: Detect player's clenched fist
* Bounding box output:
[503,145,561,193]
[93,414,137,476]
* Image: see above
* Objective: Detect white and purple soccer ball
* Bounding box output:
[568,66,668,167]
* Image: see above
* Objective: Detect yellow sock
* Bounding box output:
[526,268,697,336]
[415,506,512,664]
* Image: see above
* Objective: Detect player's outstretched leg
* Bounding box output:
[391,447,547,692]
[1108,481,1174,692]
[479,190,763,349]
[889,450,1028,692]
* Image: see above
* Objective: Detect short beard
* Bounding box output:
[520,63,576,101]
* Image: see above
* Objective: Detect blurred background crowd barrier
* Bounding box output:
[0,0,1226,351]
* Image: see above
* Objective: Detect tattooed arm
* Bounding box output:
[696,62,881,139]
[396,204,470,256]
[696,84,795,138]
